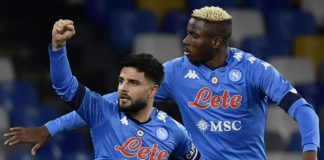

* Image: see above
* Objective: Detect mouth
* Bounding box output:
[183,47,190,55]
[119,94,131,101]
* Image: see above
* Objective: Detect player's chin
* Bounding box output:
[187,54,201,63]
[119,99,131,107]
[119,104,131,111]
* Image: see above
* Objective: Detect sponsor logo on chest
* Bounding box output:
[115,137,169,160]
[188,87,242,109]
[197,119,242,132]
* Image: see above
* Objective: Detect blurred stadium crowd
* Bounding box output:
[0,0,323,159]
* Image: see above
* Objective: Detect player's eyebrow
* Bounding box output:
[127,78,141,85]
[119,76,141,85]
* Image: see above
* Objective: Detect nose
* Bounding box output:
[118,83,128,93]
[182,35,189,46]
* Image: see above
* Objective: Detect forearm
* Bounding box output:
[48,44,78,101]
[44,111,87,136]
[288,98,320,152]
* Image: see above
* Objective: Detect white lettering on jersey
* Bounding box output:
[182,144,200,160]
[184,70,200,79]
[197,119,242,132]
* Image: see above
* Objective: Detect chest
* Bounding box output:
[173,67,249,110]
[92,116,175,159]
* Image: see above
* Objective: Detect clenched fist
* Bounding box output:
[52,19,75,51]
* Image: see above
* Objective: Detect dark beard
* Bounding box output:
[119,99,147,115]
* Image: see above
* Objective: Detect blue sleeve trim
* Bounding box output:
[303,144,318,152]
[288,99,320,152]
[44,111,87,137]
[279,92,302,112]
[44,121,61,137]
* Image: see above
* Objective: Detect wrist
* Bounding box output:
[303,144,318,152]
[40,125,51,138]
[52,41,65,51]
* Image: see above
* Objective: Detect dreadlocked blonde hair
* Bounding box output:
[192,6,231,22]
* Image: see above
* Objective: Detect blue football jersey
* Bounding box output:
[155,48,295,160]
[45,92,118,136]
[48,46,200,160]
[77,88,198,160]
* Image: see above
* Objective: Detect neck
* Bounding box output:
[129,102,154,123]
[204,47,228,70]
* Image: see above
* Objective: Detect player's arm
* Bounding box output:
[3,111,86,155]
[171,120,201,160]
[3,91,118,156]
[249,57,319,159]
[45,111,86,136]
[44,92,117,136]
[50,19,113,127]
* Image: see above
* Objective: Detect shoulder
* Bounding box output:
[155,110,187,133]
[163,56,190,72]
[102,92,118,104]
[229,47,270,70]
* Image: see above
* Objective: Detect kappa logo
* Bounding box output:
[157,111,167,123]
[233,52,243,61]
[120,116,129,126]
[184,70,200,79]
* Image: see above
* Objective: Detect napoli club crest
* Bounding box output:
[228,69,242,82]
[156,127,168,140]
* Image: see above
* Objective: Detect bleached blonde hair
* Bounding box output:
[192,6,231,22]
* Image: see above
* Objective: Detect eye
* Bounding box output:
[118,78,123,84]
[191,33,198,39]
[131,81,140,86]
[187,31,198,39]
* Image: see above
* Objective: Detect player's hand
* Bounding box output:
[52,19,75,51]
[303,150,317,160]
[3,125,51,156]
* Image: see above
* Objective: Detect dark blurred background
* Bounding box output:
[0,0,323,159]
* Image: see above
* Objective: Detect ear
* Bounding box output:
[148,85,159,98]
[211,36,223,49]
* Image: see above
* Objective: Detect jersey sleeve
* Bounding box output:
[172,119,201,160]
[44,111,86,136]
[247,55,320,151]
[102,92,118,103]
[247,56,293,105]
[44,92,118,136]
[74,86,115,128]
[49,44,115,128]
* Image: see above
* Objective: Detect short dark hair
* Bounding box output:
[207,20,232,44]
[119,53,164,86]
